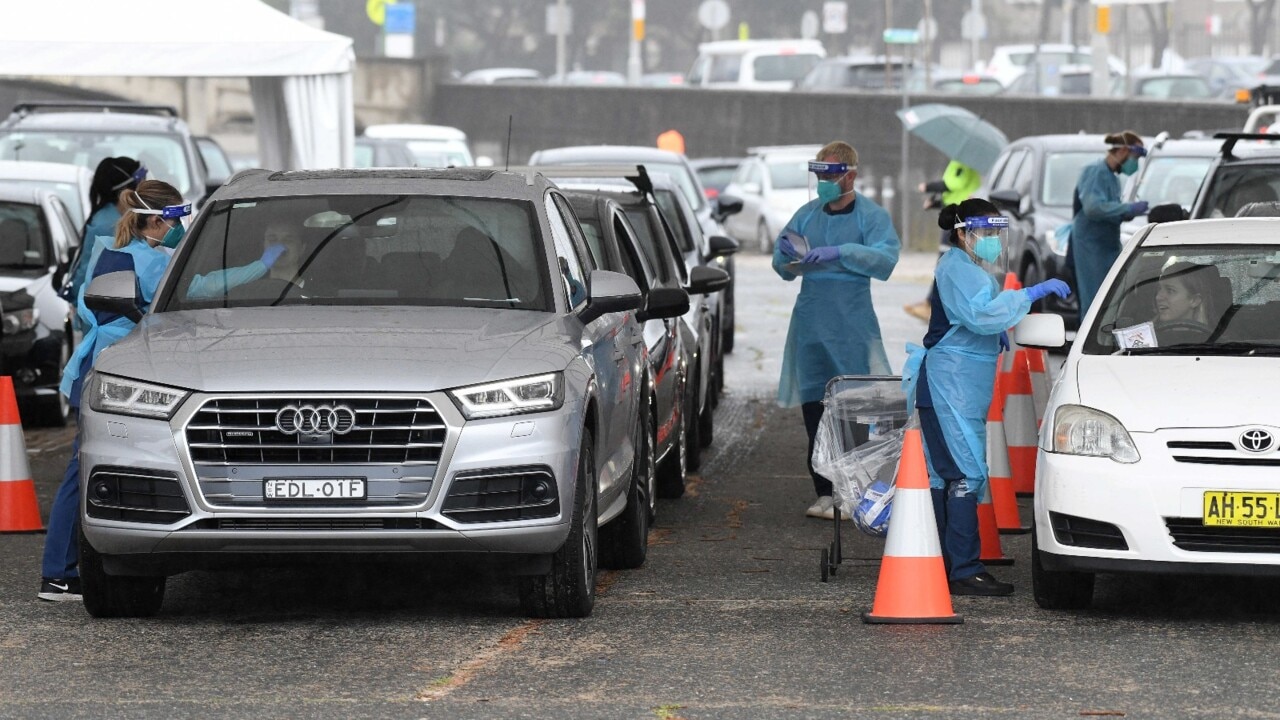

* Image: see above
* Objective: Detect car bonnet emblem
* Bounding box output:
[1239,429,1274,453]
[276,404,357,436]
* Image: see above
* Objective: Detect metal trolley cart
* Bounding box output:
[811,375,910,582]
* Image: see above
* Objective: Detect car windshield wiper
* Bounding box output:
[1123,342,1280,356]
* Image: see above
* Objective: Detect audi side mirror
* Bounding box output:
[687,265,730,296]
[580,270,642,324]
[637,286,689,322]
[84,270,144,323]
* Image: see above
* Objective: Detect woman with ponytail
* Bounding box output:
[903,198,1070,597]
[38,179,186,602]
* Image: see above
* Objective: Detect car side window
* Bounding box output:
[552,194,595,271]
[614,212,651,285]
[746,162,763,187]
[1012,150,1035,198]
[545,194,588,310]
[986,153,1011,190]
[997,150,1028,192]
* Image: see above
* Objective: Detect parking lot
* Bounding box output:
[2,253,1279,719]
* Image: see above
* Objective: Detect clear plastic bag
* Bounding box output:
[811,376,909,537]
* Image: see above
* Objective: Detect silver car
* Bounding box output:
[77,168,686,618]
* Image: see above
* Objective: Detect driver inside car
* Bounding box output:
[1153,261,1222,341]
[185,219,304,299]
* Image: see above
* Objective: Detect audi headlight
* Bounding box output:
[1051,404,1140,463]
[449,373,563,420]
[88,374,189,419]
[2,307,38,334]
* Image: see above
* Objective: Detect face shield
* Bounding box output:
[110,164,148,191]
[808,160,854,205]
[956,214,1010,278]
[131,202,193,248]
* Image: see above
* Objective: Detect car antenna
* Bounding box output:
[505,115,513,171]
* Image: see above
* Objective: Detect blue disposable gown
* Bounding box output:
[772,194,899,407]
[1071,159,1135,319]
[60,236,170,402]
[186,261,270,299]
[63,205,121,311]
[903,248,1033,498]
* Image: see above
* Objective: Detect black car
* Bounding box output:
[982,134,1109,329]
[0,184,78,425]
[562,191,692,503]
[1187,133,1280,220]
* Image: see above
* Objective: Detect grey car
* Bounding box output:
[76,167,685,619]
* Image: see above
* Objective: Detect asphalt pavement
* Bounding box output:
[3,252,1280,719]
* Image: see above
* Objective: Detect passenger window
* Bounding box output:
[998,150,1027,191]
[1012,151,1035,197]
[545,195,588,309]
[709,53,742,83]
[614,214,650,287]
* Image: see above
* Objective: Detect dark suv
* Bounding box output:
[1186,134,1280,220]
[982,134,1109,329]
[0,101,212,208]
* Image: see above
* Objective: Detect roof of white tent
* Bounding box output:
[0,0,353,78]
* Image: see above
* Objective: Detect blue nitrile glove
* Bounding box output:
[779,235,798,259]
[802,245,841,264]
[999,331,1010,352]
[261,244,287,268]
[1130,200,1150,216]
[1026,278,1071,302]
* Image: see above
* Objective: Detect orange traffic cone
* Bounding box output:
[977,482,1014,566]
[988,370,1029,534]
[1003,350,1038,496]
[0,377,43,533]
[863,427,963,625]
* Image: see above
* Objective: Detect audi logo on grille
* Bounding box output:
[1239,429,1275,453]
[275,404,357,435]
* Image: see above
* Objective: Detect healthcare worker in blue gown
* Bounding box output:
[60,157,147,311]
[904,198,1070,596]
[1071,130,1148,321]
[38,180,188,602]
[772,141,900,521]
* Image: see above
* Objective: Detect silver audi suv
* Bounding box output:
[77,168,688,618]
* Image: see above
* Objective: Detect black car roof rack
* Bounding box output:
[11,101,180,118]
[1213,132,1280,159]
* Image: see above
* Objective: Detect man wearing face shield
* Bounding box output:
[1071,131,1149,320]
[902,198,1070,596]
[771,141,900,520]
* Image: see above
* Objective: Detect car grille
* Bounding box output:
[1049,512,1128,551]
[186,397,446,466]
[1166,518,1280,553]
[86,467,191,525]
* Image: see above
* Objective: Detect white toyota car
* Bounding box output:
[1021,217,1280,609]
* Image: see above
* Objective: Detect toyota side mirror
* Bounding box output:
[687,265,730,296]
[637,286,690,322]
[580,269,642,324]
[84,270,144,323]
[708,235,739,260]
[1015,313,1066,350]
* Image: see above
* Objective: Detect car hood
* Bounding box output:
[93,306,578,393]
[1075,356,1280,432]
[0,272,43,295]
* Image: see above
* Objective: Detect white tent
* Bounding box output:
[0,0,354,170]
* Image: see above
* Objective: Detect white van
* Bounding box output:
[686,40,826,91]
[362,124,475,167]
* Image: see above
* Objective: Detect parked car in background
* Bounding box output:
[689,157,742,201]
[639,73,686,87]
[547,71,627,86]
[76,166,664,618]
[362,124,474,167]
[1120,135,1218,241]
[1030,218,1280,610]
[194,136,234,190]
[0,101,210,208]
[1184,56,1269,100]
[0,159,92,227]
[981,134,1110,330]
[561,189,691,505]
[1126,71,1216,100]
[983,44,1125,88]
[353,137,416,168]
[1003,66,1122,96]
[915,70,1004,95]
[686,39,826,91]
[720,145,816,254]
[1256,56,1280,89]
[1187,133,1280,219]
[528,145,741,353]
[0,184,78,425]
[460,67,543,84]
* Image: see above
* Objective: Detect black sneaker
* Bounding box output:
[949,572,1014,597]
[38,577,82,602]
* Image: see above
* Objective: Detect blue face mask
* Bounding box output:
[1121,157,1140,176]
[816,179,843,203]
[973,234,1002,263]
[161,221,186,249]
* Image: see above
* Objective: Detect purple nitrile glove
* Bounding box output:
[261,243,287,268]
[1130,200,1150,216]
[778,235,798,259]
[802,245,840,264]
[1026,278,1071,302]
[999,330,1010,353]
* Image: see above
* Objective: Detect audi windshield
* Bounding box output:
[161,195,552,312]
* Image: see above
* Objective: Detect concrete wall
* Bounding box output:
[428,84,1249,247]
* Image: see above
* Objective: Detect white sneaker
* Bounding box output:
[805,496,835,520]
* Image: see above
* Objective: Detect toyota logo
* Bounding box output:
[1239,429,1275,453]
[275,404,357,435]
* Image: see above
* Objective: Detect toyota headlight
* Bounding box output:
[2,307,38,334]
[88,374,189,419]
[449,373,563,420]
[1051,404,1140,463]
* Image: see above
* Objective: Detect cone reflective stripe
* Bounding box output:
[987,369,1029,534]
[0,376,43,533]
[864,427,962,625]
[1027,346,1049,427]
[1004,350,1038,495]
